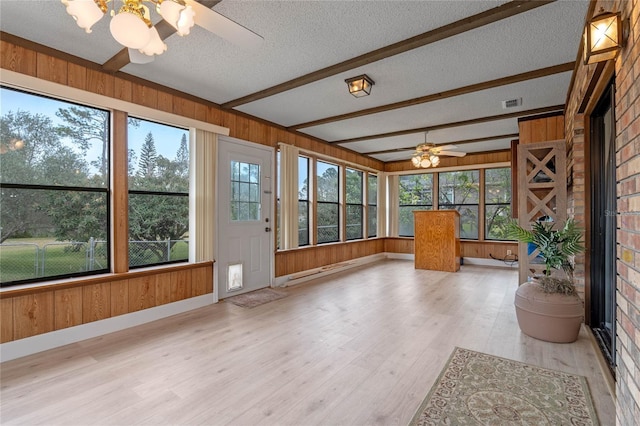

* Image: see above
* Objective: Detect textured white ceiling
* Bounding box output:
[0,0,590,163]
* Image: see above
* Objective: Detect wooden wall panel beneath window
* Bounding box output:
[383,238,517,260]
[275,240,385,277]
[1,298,14,343]
[0,262,213,343]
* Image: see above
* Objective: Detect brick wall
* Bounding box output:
[565,0,640,424]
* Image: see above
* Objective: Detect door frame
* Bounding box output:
[587,79,617,376]
[216,135,275,299]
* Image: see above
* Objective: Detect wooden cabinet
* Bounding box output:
[414,210,460,272]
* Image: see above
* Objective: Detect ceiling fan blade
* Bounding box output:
[185,0,264,51]
[128,48,155,64]
[438,151,467,157]
[433,144,457,151]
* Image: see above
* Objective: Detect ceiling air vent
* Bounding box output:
[502,98,522,109]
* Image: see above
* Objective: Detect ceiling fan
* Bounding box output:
[411,132,466,169]
[62,0,264,64]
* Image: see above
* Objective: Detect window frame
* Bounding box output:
[484,167,513,241]
[315,159,341,245]
[398,173,434,237]
[127,116,190,269]
[345,167,364,241]
[438,169,480,240]
[367,173,378,238]
[0,86,111,286]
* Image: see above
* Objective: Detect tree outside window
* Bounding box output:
[368,174,377,238]
[316,161,339,244]
[0,87,109,285]
[298,156,310,246]
[438,170,479,239]
[345,168,363,240]
[128,118,189,268]
[398,174,433,237]
[485,167,512,240]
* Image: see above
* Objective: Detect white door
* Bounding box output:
[217,137,273,299]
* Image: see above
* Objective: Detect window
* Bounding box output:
[316,160,339,243]
[398,174,433,237]
[230,161,260,221]
[345,168,364,240]
[485,167,512,240]
[0,86,110,286]
[438,170,479,239]
[128,118,189,268]
[368,174,378,238]
[298,156,310,246]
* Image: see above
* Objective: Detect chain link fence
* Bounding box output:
[1,239,187,283]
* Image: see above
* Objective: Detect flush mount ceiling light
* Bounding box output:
[345,74,374,98]
[583,7,627,64]
[61,0,196,58]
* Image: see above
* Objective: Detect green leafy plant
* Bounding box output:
[507,218,585,294]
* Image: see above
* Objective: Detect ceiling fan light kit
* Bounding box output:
[62,0,195,57]
[411,132,466,169]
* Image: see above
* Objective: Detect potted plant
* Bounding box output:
[507,217,585,343]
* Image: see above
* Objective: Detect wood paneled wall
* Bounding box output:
[275,240,385,277]
[383,238,516,260]
[517,112,565,144]
[384,150,510,173]
[0,36,384,172]
[0,262,213,343]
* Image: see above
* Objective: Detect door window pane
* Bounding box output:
[230,160,261,222]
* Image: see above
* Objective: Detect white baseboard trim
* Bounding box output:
[0,294,214,363]
[275,253,387,288]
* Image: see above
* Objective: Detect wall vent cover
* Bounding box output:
[502,98,522,109]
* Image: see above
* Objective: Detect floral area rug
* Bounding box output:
[224,288,288,308]
[410,347,599,425]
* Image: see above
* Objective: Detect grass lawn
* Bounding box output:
[1,239,188,283]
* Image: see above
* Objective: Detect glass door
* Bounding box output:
[589,80,616,375]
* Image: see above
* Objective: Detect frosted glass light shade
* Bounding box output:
[62,0,105,33]
[420,157,431,168]
[110,11,151,49]
[159,0,195,36]
[139,26,167,56]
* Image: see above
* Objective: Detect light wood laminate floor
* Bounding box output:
[0,261,615,425]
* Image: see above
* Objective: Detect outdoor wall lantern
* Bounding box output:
[583,8,626,64]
